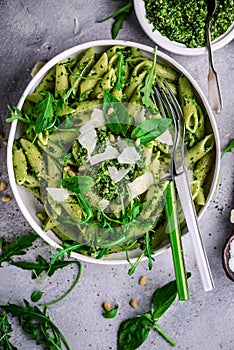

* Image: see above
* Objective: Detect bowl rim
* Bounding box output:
[134,0,234,56]
[7,39,221,265]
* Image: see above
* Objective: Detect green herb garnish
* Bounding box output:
[118,273,191,349]
[103,90,130,135]
[102,305,119,319]
[0,311,17,350]
[0,231,38,267]
[221,138,234,157]
[62,175,95,193]
[31,290,44,303]
[116,52,126,90]
[99,0,134,39]
[0,301,71,350]
[140,47,158,109]
[131,118,172,145]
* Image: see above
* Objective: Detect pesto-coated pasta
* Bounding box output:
[10,44,216,260]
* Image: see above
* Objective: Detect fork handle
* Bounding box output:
[175,173,215,291]
[165,181,189,301]
[206,17,222,114]
[208,65,222,115]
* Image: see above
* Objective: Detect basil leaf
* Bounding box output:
[103,90,130,135]
[131,118,172,145]
[62,175,95,193]
[118,316,151,350]
[102,305,119,319]
[140,47,157,109]
[221,138,234,157]
[31,290,43,303]
[152,272,191,319]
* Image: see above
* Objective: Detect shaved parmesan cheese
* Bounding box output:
[156,129,173,145]
[78,128,97,155]
[116,137,128,152]
[91,108,105,128]
[128,172,154,199]
[99,198,110,210]
[88,145,119,165]
[134,107,146,125]
[118,146,140,165]
[108,166,129,183]
[46,187,70,202]
[78,108,105,155]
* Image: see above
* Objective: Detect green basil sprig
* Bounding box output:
[118,273,191,349]
[131,118,172,145]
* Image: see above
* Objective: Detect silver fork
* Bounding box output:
[153,82,215,292]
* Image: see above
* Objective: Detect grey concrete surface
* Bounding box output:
[0,1,234,349]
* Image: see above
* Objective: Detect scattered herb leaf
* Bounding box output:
[118,315,151,350]
[118,275,191,349]
[0,231,38,267]
[99,0,134,39]
[31,290,43,303]
[0,310,17,350]
[0,300,71,350]
[131,118,172,145]
[221,138,234,157]
[102,305,119,319]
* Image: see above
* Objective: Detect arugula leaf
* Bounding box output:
[62,175,95,194]
[131,118,172,145]
[116,52,126,90]
[99,0,134,39]
[31,290,43,303]
[144,231,153,271]
[102,305,119,319]
[6,105,33,125]
[0,300,71,350]
[140,47,158,109]
[118,316,151,350]
[221,138,234,157]
[0,231,38,267]
[103,90,130,135]
[34,91,55,134]
[0,311,17,350]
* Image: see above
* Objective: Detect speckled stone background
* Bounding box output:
[0,1,234,349]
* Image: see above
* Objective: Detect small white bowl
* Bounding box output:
[134,0,234,56]
[7,40,220,264]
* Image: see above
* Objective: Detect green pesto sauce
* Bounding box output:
[144,0,234,48]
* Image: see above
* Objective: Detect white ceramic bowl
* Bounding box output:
[7,40,220,264]
[134,0,234,56]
